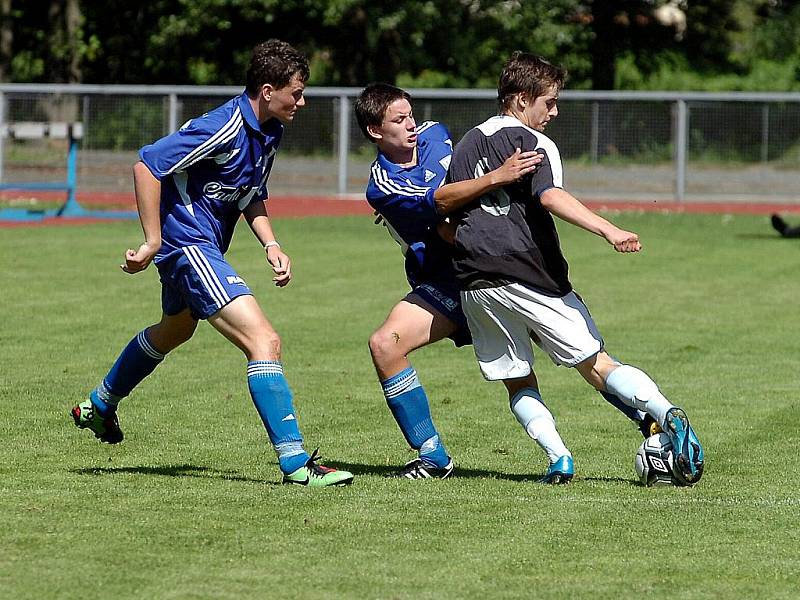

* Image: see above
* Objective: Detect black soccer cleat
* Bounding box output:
[771,214,788,236]
[391,458,454,480]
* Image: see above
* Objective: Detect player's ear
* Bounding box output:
[367,124,382,142]
[261,84,275,102]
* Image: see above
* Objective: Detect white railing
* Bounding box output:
[1,84,799,203]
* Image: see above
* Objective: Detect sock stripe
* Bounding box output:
[247,360,284,377]
[382,368,421,399]
[137,331,165,360]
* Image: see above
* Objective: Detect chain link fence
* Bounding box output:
[1,84,798,204]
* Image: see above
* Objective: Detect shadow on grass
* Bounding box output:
[579,475,639,486]
[735,233,793,240]
[72,463,640,486]
[329,460,588,483]
[71,464,271,484]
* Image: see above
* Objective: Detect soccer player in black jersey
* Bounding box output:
[447,52,704,485]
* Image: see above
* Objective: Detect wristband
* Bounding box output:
[263,240,281,250]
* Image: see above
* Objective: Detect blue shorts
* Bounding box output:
[156,244,252,320]
[411,282,472,347]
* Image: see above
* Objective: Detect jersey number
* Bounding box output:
[474,157,510,216]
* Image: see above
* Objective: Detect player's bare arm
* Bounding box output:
[540,187,642,253]
[244,200,292,286]
[123,161,163,273]
[434,149,542,215]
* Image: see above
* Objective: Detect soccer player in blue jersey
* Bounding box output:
[71,39,353,487]
[448,52,704,485]
[356,84,657,480]
[356,83,543,479]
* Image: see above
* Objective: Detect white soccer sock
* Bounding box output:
[604,365,672,427]
[510,388,571,463]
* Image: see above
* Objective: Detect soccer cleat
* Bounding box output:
[663,407,704,484]
[392,457,454,480]
[639,414,663,438]
[537,455,574,484]
[71,398,124,444]
[282,449,354,487]
[771,214,788,236]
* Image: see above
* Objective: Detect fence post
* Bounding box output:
[337,94,351,195]
[0,91,5,183]
[168,93,179,134]
[761,103,770,163]
[674,99,688,202]
[590,101,599,163]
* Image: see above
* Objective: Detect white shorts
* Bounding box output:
[461,283,604,380]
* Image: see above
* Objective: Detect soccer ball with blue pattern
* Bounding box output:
[634,433,690,487]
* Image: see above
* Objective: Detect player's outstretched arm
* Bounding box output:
[244,201,292,287]
[122,162,163,273]
[434,149,542,215]
[540,187,642,253]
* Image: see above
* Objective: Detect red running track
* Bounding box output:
[1,191,799,228]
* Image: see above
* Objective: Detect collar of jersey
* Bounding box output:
[236,92,281,137]
[376,136,428,174]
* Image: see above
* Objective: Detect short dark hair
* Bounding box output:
[246,39,309,95]
[498,52,566,110]
[354,83,412,143]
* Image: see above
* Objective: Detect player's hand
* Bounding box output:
[492,148,543,186]
[606,228,642,253]
[121,241,160,273]
[266,246,292,286]
[373,210,386,226]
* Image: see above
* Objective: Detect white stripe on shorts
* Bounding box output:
[183,245,231,309]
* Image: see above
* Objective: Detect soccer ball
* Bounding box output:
[634,433,691,487]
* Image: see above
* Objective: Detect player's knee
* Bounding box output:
[368,328,402,363]
[253,330,281,360]
[171,326,196,348]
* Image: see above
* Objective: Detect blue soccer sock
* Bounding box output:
[382,367,449,468]
[247,361,309,474]
[91,330,165,416]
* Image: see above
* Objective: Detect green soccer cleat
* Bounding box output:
[71,398,124,444]
[282,449,354,487]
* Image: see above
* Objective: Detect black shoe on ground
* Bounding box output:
[771,214,788,236]
[391,458,454,480]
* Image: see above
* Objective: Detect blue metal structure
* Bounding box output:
[0,123,137,221]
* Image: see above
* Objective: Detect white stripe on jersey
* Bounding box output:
[183,246,230,308]
[167,107,244,175]
[415,121,438,135]
[372,162,430,194]
[371,162,431,198]
[173,170,195,216]
[476,115,563,188]
[382,218,409,256]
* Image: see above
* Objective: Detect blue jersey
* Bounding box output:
[366,121,456,288]
[139,92,282,262]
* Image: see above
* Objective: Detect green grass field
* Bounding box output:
[1,212,798,599]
